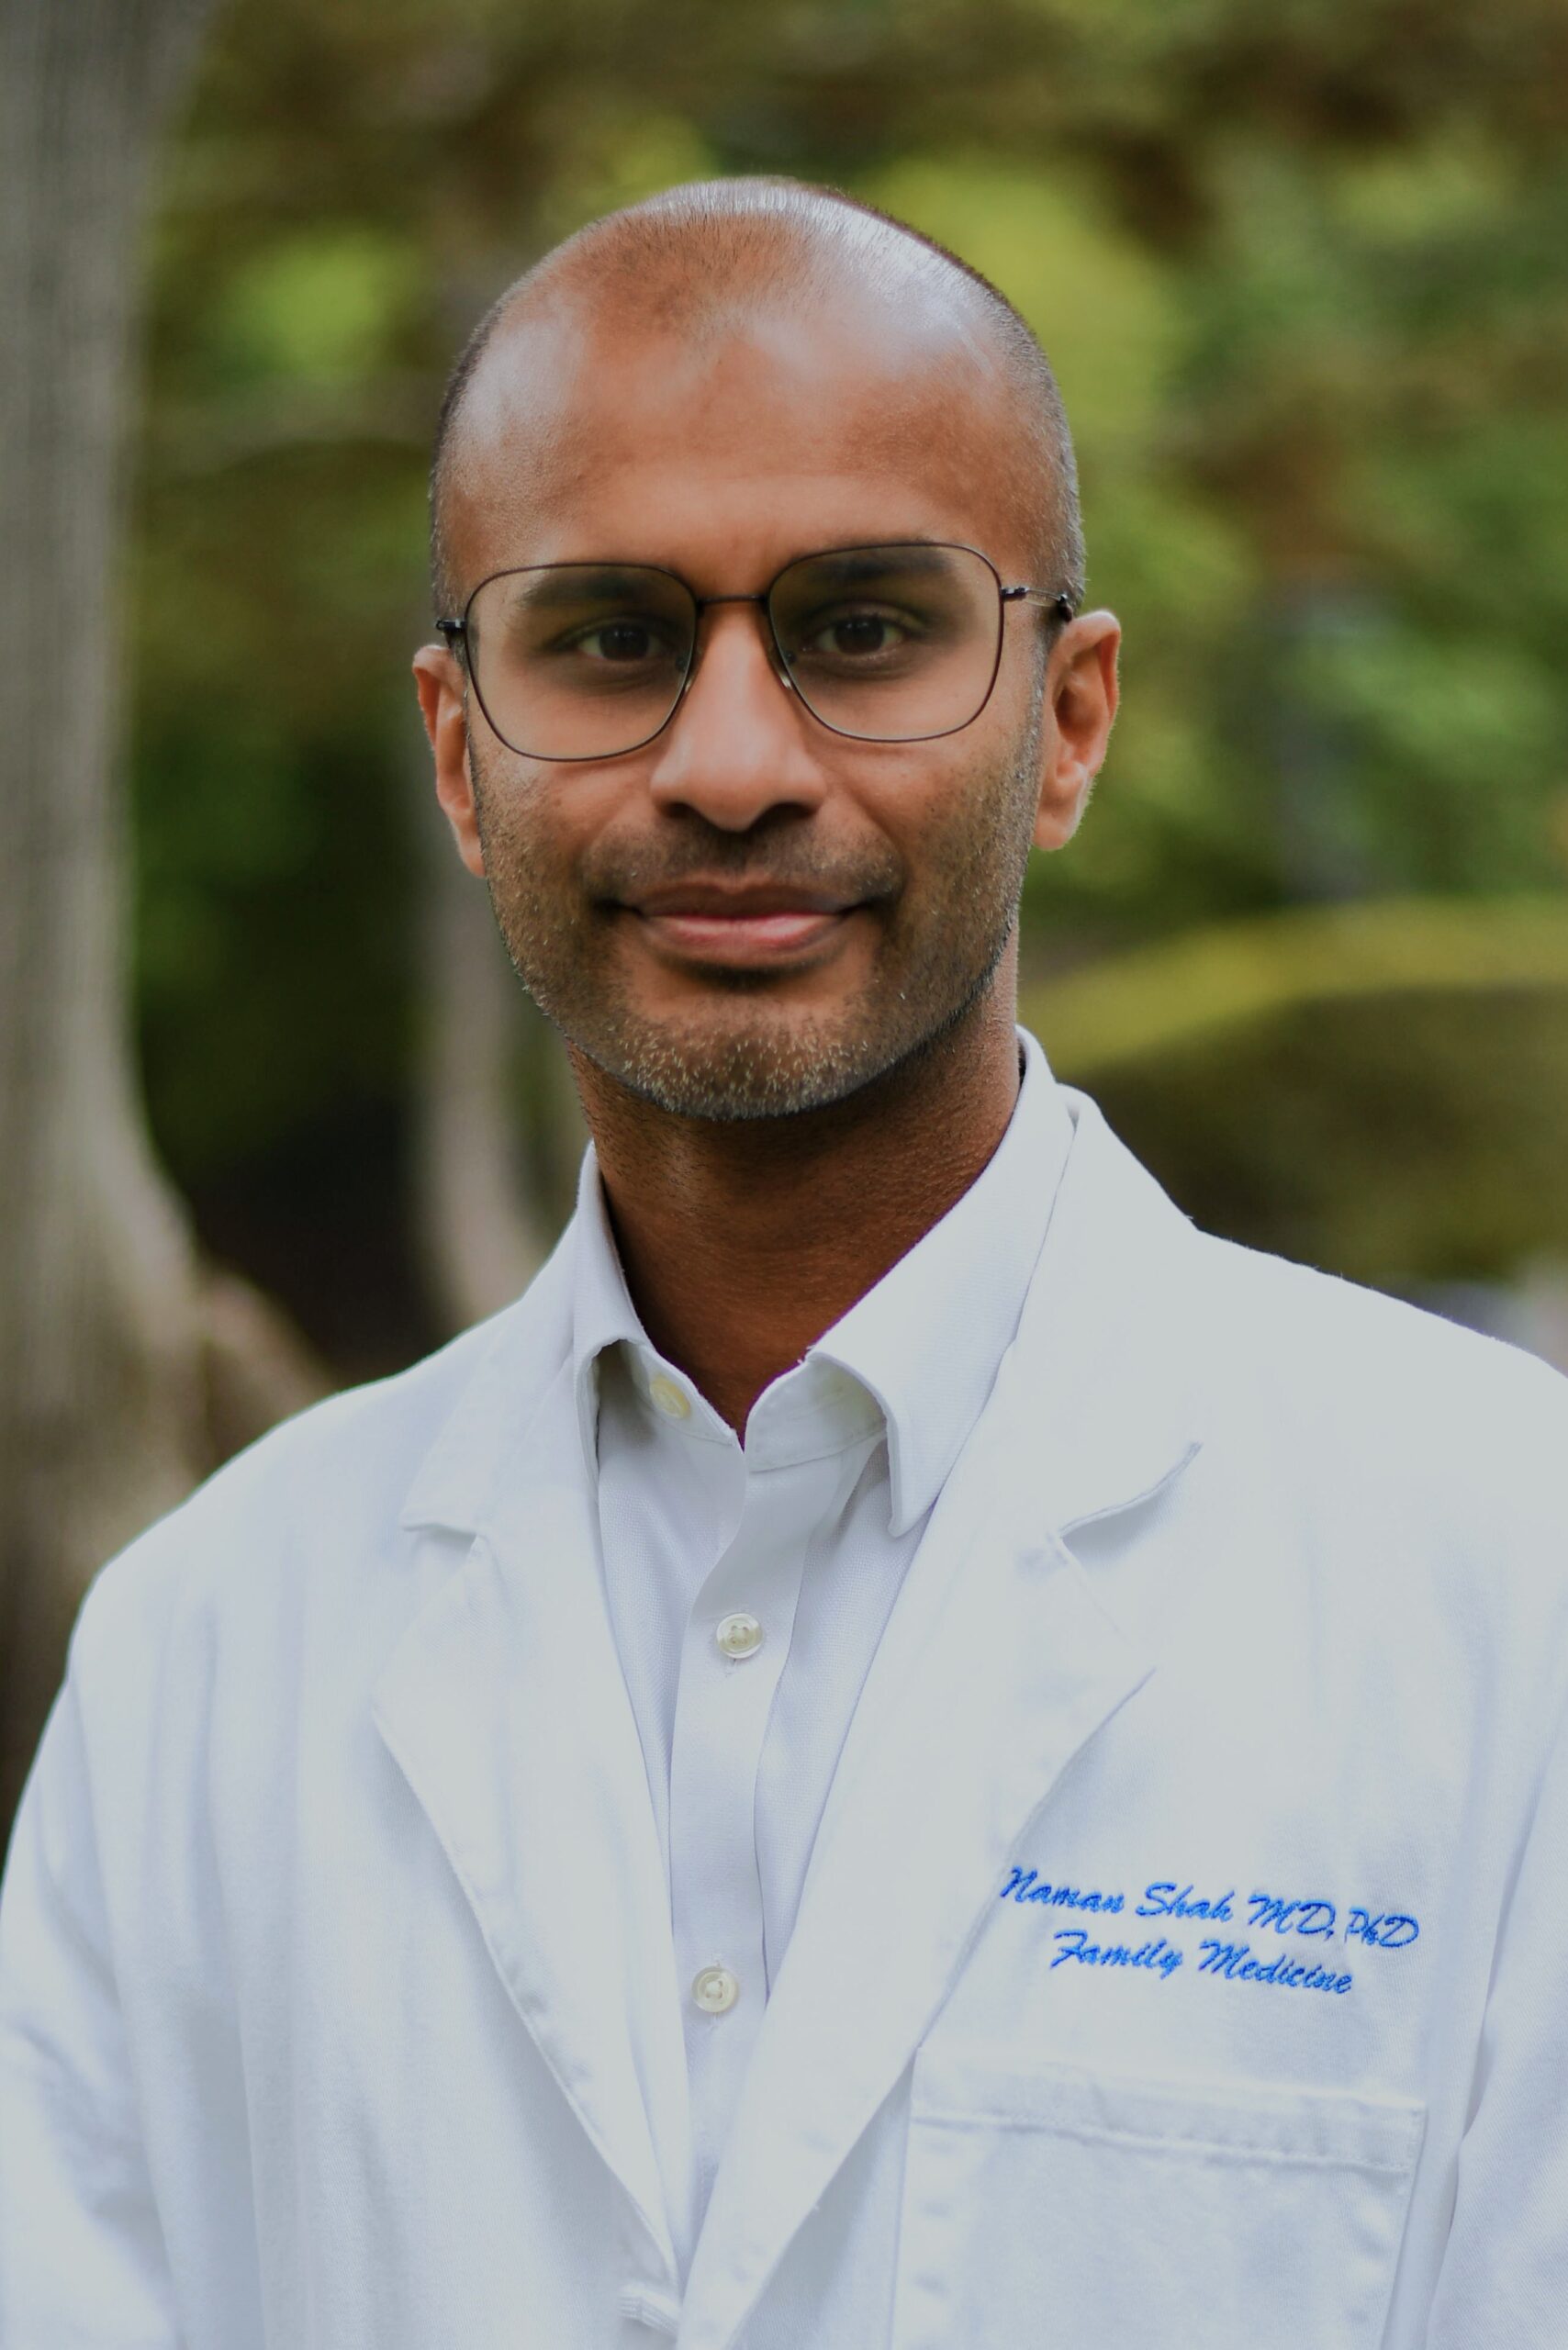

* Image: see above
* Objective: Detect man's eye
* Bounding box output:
[571,619,665,662]
[804,611,910,657]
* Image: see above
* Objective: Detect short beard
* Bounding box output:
[469,668,1045,1125]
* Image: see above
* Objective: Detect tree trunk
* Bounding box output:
[0,0,224,1835]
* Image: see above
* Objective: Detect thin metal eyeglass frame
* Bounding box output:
[434,541,1077,763]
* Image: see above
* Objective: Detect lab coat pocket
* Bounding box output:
[891,2044,1424,2348]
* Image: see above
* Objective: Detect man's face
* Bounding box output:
[427,287,1084,1121]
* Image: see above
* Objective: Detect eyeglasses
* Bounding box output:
[436,542,1074,763]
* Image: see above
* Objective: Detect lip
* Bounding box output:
[627,881,855,918]
[620,878,865,967]
[633,905,857,964]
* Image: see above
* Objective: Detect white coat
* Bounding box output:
[4,1085,1568,2348]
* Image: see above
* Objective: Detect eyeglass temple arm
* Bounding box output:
[1002,588,1076,624]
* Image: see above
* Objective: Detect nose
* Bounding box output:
[644,604,831,830]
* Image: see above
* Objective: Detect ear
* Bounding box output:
[412,643,486,877]
[1032,612,1121,853]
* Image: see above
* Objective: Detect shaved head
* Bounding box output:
[428,176,1084,619]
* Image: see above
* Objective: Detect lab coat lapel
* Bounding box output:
[680,1097,1207,2350]
[372,1262,689,2290]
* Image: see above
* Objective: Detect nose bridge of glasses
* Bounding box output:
[684,588,794,685]
[651,596,826,803]
[678,592,798,722]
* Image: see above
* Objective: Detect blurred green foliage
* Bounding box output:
[129,0,1568,1363]
[1025,898,1568,1281]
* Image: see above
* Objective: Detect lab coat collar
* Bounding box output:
[397,1220,577,1539]
[1010,1080,1208,1536]
[377,1348,692,2293]
[390,1222,693,2291]
[812,1024,1076,1534]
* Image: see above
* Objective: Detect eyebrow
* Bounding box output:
[500,565,680,610]
[478,543,959,610]
[793,543,953,586]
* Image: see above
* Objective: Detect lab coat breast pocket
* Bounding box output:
[890,2045,1424,2348]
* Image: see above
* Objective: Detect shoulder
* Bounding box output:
[1192,1227,1568,1538]
[68,1260,569,1698]
[1197,1224,1567,1424]
[1054,1091,1566,1527]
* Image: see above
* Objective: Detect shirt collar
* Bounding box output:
[571,1147,654,1476]
[569,1025,1075,1529]
[812,1025,1074,1533]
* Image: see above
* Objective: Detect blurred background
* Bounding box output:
[4,0,1568,1829]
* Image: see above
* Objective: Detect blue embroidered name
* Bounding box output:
[1052,1929,1183,1980]
[1198,1939,1352,1994]
[1002,1863,1421,1994]
[1001,1867,1125,1914]
[1137,1881,1234,1922]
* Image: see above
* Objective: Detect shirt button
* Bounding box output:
[691,1964,740,2015]
[715,1612,764,1660]
[647,1373,690,1421]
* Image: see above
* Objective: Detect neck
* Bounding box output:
[572,962,1024,1435]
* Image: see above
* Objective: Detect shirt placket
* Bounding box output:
[666,1447,823,2213]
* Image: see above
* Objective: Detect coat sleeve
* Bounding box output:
[1424,1689,1568,2342]
[0,1667,182,2347]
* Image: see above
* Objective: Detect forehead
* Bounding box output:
[442,279,1037,596]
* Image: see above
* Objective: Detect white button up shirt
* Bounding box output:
[571,1026,1075,2244]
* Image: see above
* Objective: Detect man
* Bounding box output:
[2,178,1565,2349]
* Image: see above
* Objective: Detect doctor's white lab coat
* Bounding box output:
[3,1089,1568,2348]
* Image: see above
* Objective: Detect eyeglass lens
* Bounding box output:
[463,543,1005,759]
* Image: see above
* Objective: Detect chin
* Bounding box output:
[591,1005,893,1124]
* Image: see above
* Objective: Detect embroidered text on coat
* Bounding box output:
[1137,1881,1234,1921]
[1197,1939,1352,1994]
[1000,1863,1424,1998]
[1051,1929,1183,1979]
[1001,1867,1125,1914]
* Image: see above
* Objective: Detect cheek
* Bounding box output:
[876,712,1040,904]
[986,643,1047,750]
[471,753,590,892]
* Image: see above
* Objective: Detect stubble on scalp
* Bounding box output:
[430,178,1084,621]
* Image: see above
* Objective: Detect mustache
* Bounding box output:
[583,832,904,907]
